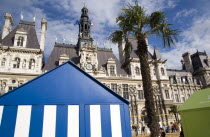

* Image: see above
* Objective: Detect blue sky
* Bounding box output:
[0,0,210,69]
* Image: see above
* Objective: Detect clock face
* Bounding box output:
[86,63,93,70]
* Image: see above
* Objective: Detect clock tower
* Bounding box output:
[77,6,98,73]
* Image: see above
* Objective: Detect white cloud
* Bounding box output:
[0,0,182,64]
[162,14,210,69]
[125,0,177,14]
[175,9,197,18]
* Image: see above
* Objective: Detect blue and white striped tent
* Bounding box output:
[0,61,131,137]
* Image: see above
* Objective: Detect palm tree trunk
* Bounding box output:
[174,113,178,122]
[158,95,164,126]
[136,37,159,137]
[157,81,169,126]
[161,97,169,126]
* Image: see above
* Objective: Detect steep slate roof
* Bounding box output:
[97,48,128,75]
[44,44,128,75]
[2,20,40,49]
[43,43,79,71]
[153,48,162,60]
[0,61,129,105]
[167,69,192,76]
[191,51,209,71]
[128,38,153,59]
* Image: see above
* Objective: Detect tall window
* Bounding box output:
[22,59,26,68]
[1,58,6,66]
[8,86,17,91]
[123,84,129,99]
[110,66,115,75]
[153,69,156,76]
[181,89,184,94]
[17,36,24,46]
[135,67,140,75]
[13,57,20,68]
[111,84,117,92]
[175,94,180,102]
[29,59,35,69]
[173,77,177,84]
[138,90,144,100]
[165,90,170,99]
[2,82,6,91]
[182,97,185,102]
[161,68,165,76]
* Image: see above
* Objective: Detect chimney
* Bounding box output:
[2,13,14,39]
[182,52,193,72]
[40,18,47,51]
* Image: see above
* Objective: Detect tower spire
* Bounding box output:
[77,6,93,49]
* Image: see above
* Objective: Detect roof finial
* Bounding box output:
[33,9,36,22]
[20,11,24,20]
[83,0,86,6]
[55,37,58,43]
[33,15,36,22]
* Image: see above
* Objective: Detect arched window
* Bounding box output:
[29,59,35,69]
[17,36,24,46]
[135,67,140,75]
[161,68,165,76]
[110,66,115,75]
[2,82,6,91]
[13,57,20,68]
[1,58,6,66]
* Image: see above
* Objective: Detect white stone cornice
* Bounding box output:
[0,46,42,54]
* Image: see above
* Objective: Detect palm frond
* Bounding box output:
[108,30,124,44]
[150,11,166,29]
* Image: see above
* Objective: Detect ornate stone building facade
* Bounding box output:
[0,13,46,94]
[182,51,210,88]
[0,7,205,129]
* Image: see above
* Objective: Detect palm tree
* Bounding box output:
[109,2,179,137]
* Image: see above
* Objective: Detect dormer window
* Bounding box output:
[110,66,115,75]
[14,29,27,47]
[13,57,20,68]
[161,68,165,76]
[17,36,24,46]
[107,58,116,76]
[29,59,35,69]
[1,58,6,66]
[59,54,70,65]
[135,67,140,75]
